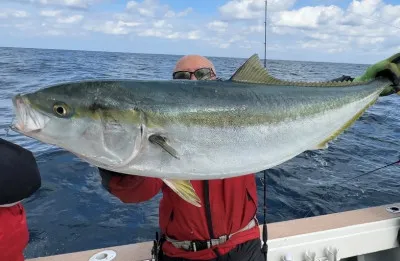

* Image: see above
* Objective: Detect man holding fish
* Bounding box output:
[98,54,265,261]
[10,51,400,261]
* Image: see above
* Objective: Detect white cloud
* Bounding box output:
[13,0,93,9]
[176,7,193,17]
[0,9,29,18]
[188,30,201,40]
[380,4,400,21]
[119,21,142,27]
[165,7,193,18]
[207,20,228,33]
[126,1,137,9]
[239,40,257,49]
[275,5,343,29]
[80,0,198,41]
[40,9,62,17]
[56,14,83,23]
[153,20,173,29]
[1,0,222,50]
[1,0,399,63]
[84,20,140,35]
[206,34,246,50]
[219,0,296,20]
[43,29,65,36]
[248,24,263,33]
[357,36,385,45]
[257,0,400,55]
[13,10,29,17]
[137,28,201,40]
[126,0,169,18]
[347,0,382,16]
[138,29,172,38]
[204,0,400,59]
[309,33,331,40]
[124,0,193,26]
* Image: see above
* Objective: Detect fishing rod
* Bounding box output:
[263,0,267,69]
[261,1,269,261]
[260,3,398,258]
[303,157,400,218]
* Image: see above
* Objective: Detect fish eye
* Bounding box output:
[52,102,70,118]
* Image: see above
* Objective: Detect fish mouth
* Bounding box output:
[11,94,50,134]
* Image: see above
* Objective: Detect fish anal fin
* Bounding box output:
[229,54,282,85]
[149,134,180,159]
[311,97,379,151]
[163,179,201,207]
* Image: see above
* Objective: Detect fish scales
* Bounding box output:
[10,53,400,206]
[14,78,388,180]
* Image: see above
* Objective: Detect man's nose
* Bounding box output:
[190,74,197,80]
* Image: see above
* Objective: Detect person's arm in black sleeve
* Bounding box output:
[0,138,41,205]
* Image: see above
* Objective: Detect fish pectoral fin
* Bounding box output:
[229,54,282,85]
[163,179,201,207]
[149,134,180,159]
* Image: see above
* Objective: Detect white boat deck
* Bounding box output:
[26,203,400,261]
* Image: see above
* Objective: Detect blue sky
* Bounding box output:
[1,0,399,64]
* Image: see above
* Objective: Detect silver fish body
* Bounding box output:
[12,77,391,179]
[10,54,398,206]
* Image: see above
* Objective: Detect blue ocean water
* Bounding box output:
[0,47,398,259]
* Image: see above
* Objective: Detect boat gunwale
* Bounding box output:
[26,202,400,261]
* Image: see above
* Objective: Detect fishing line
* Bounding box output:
[303,157,400,218]
[346,159,400,182]
[1,117,15,138]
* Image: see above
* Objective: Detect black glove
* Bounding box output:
[0,138,41,205]
[354,52,400,96]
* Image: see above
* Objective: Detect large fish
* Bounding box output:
[11,53,400,207]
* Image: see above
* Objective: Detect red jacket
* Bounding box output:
[0,138,41,261]
[0,203,29,261]
[103,172,260,260]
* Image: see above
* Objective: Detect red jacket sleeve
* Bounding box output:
[0,204,29,260]
[98,168,163,203]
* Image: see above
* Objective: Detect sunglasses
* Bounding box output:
[172,68,215,80]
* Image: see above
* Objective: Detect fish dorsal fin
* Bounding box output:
[229,54,279,84]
